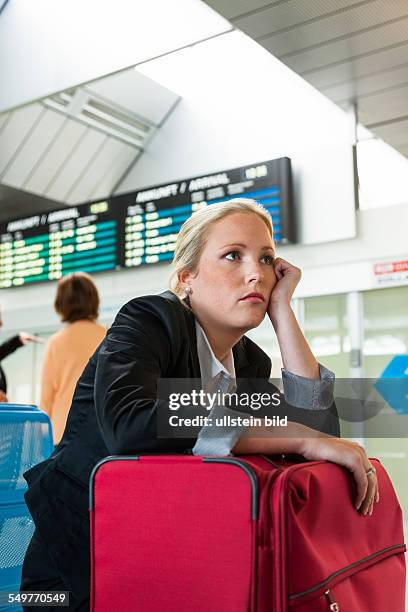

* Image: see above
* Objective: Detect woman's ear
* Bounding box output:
[178,271,187,292]
[178,269,196,293]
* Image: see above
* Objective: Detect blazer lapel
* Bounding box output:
[233,339,259,378]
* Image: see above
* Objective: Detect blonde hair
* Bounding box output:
[170,198,273,298]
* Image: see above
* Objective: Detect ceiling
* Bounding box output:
[0,69,179,219]
[0,183,59,223]
[1,0,407,224]
[204,0,408,157]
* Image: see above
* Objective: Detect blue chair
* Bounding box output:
[0,405,53,612]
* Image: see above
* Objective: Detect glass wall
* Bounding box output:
[1,330,54,406]
[362,287,408,377]
[302,287,408,574]
[303,294,350,377]
[362,286,408,525]
[302,293,356,439]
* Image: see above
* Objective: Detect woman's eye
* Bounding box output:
[224,251,240,261]
[261,254,274,265]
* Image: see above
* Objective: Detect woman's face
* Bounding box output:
[186,212,277,334]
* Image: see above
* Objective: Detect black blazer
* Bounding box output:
[24,290,340,524]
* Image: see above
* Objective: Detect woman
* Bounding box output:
[21,199,378,611]
[40,272,106,445]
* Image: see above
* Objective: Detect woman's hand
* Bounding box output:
[301,437,380,516]
[266,257,320,379]
[267,258,301,318]
[19,332,45,345]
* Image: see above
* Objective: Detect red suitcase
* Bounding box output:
[90,455,406,611]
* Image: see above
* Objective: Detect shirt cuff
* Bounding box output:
[281,363,335,410]
[192,405,248,456]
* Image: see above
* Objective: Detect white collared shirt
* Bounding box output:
[194,319,235,390]
[192,320,243,456]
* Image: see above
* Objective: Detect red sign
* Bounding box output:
[374,260,408,275]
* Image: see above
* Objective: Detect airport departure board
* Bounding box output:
[0,157,294,288]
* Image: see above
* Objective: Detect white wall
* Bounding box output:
[0,0,230,113]
[118,31,357,246]
[292,202,408,296]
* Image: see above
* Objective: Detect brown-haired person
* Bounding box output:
[40,272,106,445]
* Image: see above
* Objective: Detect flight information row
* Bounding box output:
[0,157,293,288]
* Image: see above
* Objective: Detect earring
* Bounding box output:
[185,286,192,296]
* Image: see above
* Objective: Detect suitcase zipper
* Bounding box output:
[259,454,281,468]
[289,543,406,603]
[324,589,340,611]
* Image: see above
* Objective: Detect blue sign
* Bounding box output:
[374,355,408,415]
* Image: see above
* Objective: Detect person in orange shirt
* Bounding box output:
[40,272,106,445]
